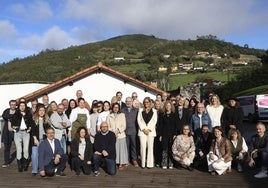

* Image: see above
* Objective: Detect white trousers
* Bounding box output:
[139,135,154,168]
[207,154,231,175]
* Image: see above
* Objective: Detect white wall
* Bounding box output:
[0,83,48,115]
[35,72,157,106]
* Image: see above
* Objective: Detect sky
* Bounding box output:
[1,0,268,63]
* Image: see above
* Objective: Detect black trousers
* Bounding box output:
[72,157,91,175]
[44,154,68,176]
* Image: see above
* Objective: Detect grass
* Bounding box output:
[169,71,236,89]
[234,85,268,96]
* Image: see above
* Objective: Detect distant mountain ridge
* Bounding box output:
[0,34,265,84]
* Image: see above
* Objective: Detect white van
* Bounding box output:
[237,94,268,122]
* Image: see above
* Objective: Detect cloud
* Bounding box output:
[61,0,268,39]
[19,26,80,50]
[8,1,52,22]
[0,20,17,39]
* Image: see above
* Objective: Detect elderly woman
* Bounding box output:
[137,97,158,169]
[207,126,232,175]
[172,124,195,171]
[107,102,128,170]
[228,129,248,172]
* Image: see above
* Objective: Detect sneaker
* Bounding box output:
[169,166,173,169]
[254,171,268,178]
[94,171,100,177]
[2,162,9,168]
[55,172,66,177]
[162,166,167,169]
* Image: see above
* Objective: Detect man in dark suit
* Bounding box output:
[175,97,191,134]
[116,91,126,109]
[38,127,68,177]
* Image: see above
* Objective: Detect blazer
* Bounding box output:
[137,108,157,137]
[70,138,93,162]
[209,137,232,163]
[38,138,64,171]
[107,113,126,139]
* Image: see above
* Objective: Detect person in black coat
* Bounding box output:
[71,126,93,175]
[11,101,35,172]
[193,124,213,169]
[221,97,244,136]
[174,97,191,135]
[159,101,177,169]
[1,100,17,167]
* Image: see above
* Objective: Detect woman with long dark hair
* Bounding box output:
[11,101,35,172]
[31,105,50,175]
[70,127,93,175]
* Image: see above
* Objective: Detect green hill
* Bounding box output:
[0,34,266,90]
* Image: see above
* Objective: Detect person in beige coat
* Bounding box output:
[137,97,158,168]
[107,102,128,170]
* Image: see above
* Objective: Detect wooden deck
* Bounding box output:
[0,146,267,188]
[1,122,268,188]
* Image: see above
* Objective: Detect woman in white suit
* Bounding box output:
[137,97,158,168]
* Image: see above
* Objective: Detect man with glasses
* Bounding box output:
[50,103,71,154]
[93,122,116,176]
[190,103,212,135]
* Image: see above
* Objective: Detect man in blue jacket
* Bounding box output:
[190,103,212,135]
[38,127,68,177]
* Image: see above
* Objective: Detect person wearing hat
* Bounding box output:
[221,97,244,136]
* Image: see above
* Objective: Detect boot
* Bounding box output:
[17,159,23,172]
[23,158,29,171]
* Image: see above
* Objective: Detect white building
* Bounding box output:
[0,83,48,114]
[19,62,165,107]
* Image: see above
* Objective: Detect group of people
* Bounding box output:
[1,90,268,179]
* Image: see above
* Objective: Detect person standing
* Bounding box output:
[69,98,91,138]
[116,91,126,109]
[190,103,212,135]
[206,94,224,128]
[31,105,50,175]
[107,103,128,170]
[121,97,139,167]
[159,101,177,169]
[175,97,191,134]
[137,97,158,169]
[50,103,71,154]
[1,100,17,168]
[221,97,244,136]
[75,90,91,112]
[11,101,35,172]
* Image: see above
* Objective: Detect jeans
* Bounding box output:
[93,154,116,175]
[126,135,137,162]
[31,139,43,174]
[60,136,66,154]
[14,131,30,160]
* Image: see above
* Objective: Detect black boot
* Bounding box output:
[23,158,29,171]
[17,159,23,172]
